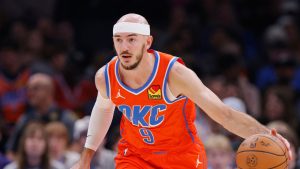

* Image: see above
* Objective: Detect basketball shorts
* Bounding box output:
[115,142,207,169]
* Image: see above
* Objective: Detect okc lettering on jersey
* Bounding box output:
[118,104,167,127]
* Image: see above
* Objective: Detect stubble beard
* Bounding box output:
[120,44,145,70]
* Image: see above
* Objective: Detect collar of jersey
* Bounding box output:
[115,50,159,95]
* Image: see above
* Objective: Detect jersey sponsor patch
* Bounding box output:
[148,85,162,100]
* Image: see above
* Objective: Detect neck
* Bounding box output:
[27,156,41,167]
[51,150,64,161]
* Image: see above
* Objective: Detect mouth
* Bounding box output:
[121,55,131,58]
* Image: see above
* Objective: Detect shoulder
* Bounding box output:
[0,154,10,167]
[65,151,80,162]
[101,149,117,158]
[3,162,17,169]
[96,149,116,168]
[95,66,106,86]
[51,160,65,169]
[60,109,77,123]
[168,61,202,97]
[169,61,195,79]
[168,61,192,85]
[95,66,108,98]
[64,151,80,168]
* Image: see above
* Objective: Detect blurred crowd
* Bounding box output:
[0,0,300,168]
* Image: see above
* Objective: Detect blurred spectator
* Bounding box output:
[217,44,261,117]
[195,106,214,144]
[0,120,10,169]
[55,21,75,50]
[204,75,226,99]
[205,73,260,117]
[48,46,96,115]
[8,21,29,48]
[257,23,300,92]
[0,0,57,20]
[45,122,79,169]
[91,142,116,169]
[281,0,299,16]
[71,116,116,169]
[36,18,55,41]
[25,30,45,60]
[0,42,30,125]
[4,121,64,169]
[256,53,300,92]
[0,1,300,168]
[267,121,299,169]
[277,16,300,64]
[205,134,235,169]
[223,97,246,113]
[238,76,262,118]
[6,73,76,157]
[260,85,298,129]
[199,25,262,117]
[0,153,9,169]
[70,116,90,154]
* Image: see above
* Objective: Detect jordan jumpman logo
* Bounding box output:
[196,154,202,168]
[116,89,125,99]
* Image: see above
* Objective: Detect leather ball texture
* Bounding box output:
[236,134,288,169]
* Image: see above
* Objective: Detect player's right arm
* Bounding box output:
[71,66,115,169]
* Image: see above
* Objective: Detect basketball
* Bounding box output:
[236,134,288,169]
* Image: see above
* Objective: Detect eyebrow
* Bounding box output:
[113,33,138,37]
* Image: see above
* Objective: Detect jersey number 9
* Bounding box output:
[139,128,155,144]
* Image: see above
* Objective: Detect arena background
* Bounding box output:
[0,0,299,168]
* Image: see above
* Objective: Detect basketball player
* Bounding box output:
[72,13,291,169]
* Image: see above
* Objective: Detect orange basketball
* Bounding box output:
[236,134,288,169]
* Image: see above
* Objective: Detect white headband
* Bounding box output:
[113,22,150,35]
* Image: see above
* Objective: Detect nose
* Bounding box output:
[119,41,129,52]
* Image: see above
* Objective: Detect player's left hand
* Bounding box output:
[270,129,292,160]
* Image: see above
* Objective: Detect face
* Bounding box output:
[265,92,284,120]
[24,131,46,158]
[28,31,43,51]
[113,33,150,70]
[52,53,67,71]
[0,49,20,74]
[48,134,67,157]
[27,81,51,107]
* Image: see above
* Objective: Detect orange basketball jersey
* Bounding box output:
[104,50,203,153]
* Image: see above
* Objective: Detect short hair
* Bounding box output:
[45,122,69,142]
[117,13,149,25]
[205,134,233,152]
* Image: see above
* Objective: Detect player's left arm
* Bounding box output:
[169,62,267,138]
[168,62,292,158]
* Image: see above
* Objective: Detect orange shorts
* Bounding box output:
[115,142,207,169]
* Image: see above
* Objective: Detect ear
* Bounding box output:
[146,36,153,50]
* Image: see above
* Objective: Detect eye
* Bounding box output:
[115,38,122,43]
[129,38,135,43]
